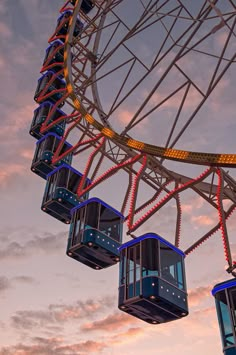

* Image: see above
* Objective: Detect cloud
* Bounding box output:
[11,296,115,331]
[0,163,28,188]
[109,326,145,346]
[0,275,36,294]
[148,85,202,111]
[188,285,214,307]
[0,103,36,139]
[0,232,66,261]
[20,148,34,160]
[0,337,107,355]
[81,312,139,332]
[0,21,12,38]
[191,215,216,227]
[0,276,11,292]
[13,276,36,284]
[117,109,135,126]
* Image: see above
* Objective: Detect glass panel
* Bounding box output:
[35,140,44,161]
[44,135,55,152]
[218,298,235,346]
[177,262,184,290]
[32,108,39,126]
[46,174,57,200]
[160,242,184,289]
[72,208,85,245]
[57,167,69,188]
[39,75,49,93]
[35,104,50,125]
[43,46,52,64]
[128,247,134,284]
[53,137,60,153]
[119,251,126,286]
[53,109,64,127]
[85,202,99,229]
[142,238,159,277]
[135,281,140,297]
[68,171,81,194]
[136,244,141,282]
[229,289,236,342]
[99,205,121,242]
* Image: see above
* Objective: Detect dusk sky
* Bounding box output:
[1,0,236,354]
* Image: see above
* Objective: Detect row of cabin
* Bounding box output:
[28,0,191,329]
[28,1,236,349]
[29,0,127,272]
[31,1,95,138]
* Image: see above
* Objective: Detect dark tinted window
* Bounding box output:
[99,205,121,242]
[142,238,159,277]
[85,202,99,229]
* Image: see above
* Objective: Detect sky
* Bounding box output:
[0,0,236,354]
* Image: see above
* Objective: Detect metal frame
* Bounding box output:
[31,1,236,275]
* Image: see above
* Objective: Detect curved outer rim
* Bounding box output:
[64,0,236,168]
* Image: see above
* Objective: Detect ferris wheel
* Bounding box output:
[29,0,236,353]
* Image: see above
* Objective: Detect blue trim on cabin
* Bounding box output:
[212,279,236,296]
[70,197,124,220]
[119,233,185,257]
[46,163,92,184]
[36,132,72,147]
[33,101,66,117]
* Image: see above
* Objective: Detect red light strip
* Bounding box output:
[175,193,182,248]
[35,69,65,104]
[185,204,236,256]
[36,88,66,104]
[129,167,212,232]
[127,155,147,230]
[48,17,70,44]
[52,130,102,164]
[41,62,63,74]
[59,1,74,13]
[40,112,80,134]
[216,168,235,265]
[77,136,106,196]
[40,43,64,73]
[126,180,173,222]
[121,172,133,216]
[77,153,143,199]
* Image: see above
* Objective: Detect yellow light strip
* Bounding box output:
[63,5,236,168]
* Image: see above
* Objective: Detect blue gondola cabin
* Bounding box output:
[42,164,91,224]
[42,40,64,74]
[212,279,236,355]
[34,71,65,107]
[118,233,188,324]
[29,101,66,139]
[55,11,83,42]
[31,132,72,179]
[67,198,124,269]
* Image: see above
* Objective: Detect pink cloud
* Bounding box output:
[117,109,134,125]
[181,197,204,214]
[188,285,213,307]
[0,338,107,355]
[0,164,27,187]
[81,312,139,332]
[148,86,202,111]
[0,22,12,38]
[181,203,193,214]
[20,149,34,160]
[191,215,216,226]
[109,326,145,346]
